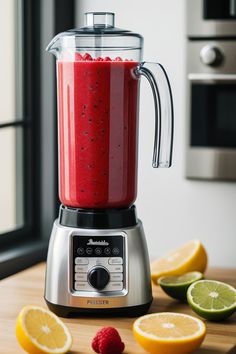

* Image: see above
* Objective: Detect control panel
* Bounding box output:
[72,235,125,292]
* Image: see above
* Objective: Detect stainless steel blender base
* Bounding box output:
[45,219,153,317]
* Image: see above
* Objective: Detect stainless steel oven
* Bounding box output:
[187,0,236,37]
[186,0,236,180]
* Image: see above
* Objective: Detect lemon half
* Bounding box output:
[16,305,72,354]
[151,240,208,283]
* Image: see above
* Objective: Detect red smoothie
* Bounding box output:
[57,55,139,208]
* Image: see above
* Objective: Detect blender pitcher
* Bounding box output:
[47,12,174,209]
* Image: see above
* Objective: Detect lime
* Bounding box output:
[187,280,236,321]
[158,271,203,301]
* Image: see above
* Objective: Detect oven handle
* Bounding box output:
[188,73,236,83]
[230,0,236,17]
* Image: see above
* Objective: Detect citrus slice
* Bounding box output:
[187,280,236,321]
[133,312,206,354]
[16,305,73,354]
[158,271,203,301]
[151,240,207,283]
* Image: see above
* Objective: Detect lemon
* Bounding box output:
[133,312,206,354]
[151,240,207,283]
[16,305,72,354]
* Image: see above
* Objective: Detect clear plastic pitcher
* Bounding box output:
[47,12,174,209]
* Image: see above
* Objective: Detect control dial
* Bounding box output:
[200,46,223,66]
[88,266,110,290]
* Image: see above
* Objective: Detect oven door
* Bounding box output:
[187,0,236,37]
[186,74,236,180]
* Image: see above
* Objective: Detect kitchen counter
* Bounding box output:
[0,263,236,353]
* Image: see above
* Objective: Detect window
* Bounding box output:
[0,0,75,278]
[0,0,24,235]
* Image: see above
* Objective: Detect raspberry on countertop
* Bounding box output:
[92,327,125,354]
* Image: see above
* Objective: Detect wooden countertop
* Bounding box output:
[0,263,236,353]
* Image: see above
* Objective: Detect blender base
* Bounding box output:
[45,299,152,318]
[45,206,153,317]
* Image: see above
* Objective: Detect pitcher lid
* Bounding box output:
[46,12,143,53]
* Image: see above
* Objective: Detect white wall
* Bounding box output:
[76,0,236,268]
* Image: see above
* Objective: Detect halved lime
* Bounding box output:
[187,280,236,321]
[158,271,203,301]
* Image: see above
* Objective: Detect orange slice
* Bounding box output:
[133,312,206,354]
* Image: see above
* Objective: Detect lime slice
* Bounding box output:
[187,280,236,321]
[158,271,203,301]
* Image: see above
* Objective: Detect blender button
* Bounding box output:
[75,257,89,265]
[95,258,109,266]
[112,247,120,255]
[104,247,111,255]
[75,265,88,273]
[104,282,123,291]
[77,247,85,255]
[75,273,87,281]
[74,282,93,291]
[108,265,123,273]
[86,247,93,255]
[110,273,123,281]
[108,257,123,265]
[95,247,102,255]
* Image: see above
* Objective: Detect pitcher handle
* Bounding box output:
[136,62,174,168]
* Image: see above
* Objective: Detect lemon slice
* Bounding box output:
[16,305,72,354]
[151,240,208,283]
[133,312,206,354]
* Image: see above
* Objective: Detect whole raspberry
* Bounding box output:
[92,327,125,354]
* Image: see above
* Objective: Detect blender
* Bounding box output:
[45,12,174,317]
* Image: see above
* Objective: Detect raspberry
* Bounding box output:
[83,53,93,61]
[91,327,125,354]
[96,57,104,61]
[114,56,122,61]
[104,56,111,61]
[92,335,99,353]
[75,52,83,61]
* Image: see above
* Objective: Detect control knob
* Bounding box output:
[200,46,223,67]
[88,266,110,290]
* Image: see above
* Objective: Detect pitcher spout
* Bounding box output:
[46,33,62,56]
